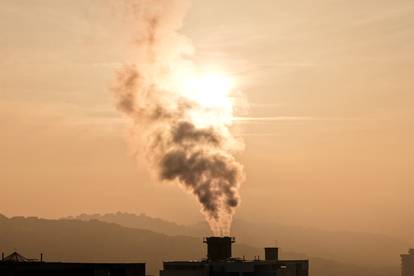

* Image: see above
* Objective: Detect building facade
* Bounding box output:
[401,249,414,276]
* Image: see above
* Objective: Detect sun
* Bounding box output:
[175,71,236,127]
[161,67,237,127]
[188,73,235,109]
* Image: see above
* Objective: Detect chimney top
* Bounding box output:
[203,236,235,261]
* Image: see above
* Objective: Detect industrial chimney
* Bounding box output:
[264,247,279,261]
[203,236,235,261]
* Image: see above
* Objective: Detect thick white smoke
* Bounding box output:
[113,0,244,235]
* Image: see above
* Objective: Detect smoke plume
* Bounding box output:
[113,0,244,235]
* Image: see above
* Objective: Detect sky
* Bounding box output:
[1,0,414,243]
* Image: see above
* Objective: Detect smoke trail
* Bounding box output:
[113,0,244,235]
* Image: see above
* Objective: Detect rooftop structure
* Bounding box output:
[160,236,309,276]
[1,252,37,262]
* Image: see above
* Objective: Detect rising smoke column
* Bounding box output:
[113,0,244,235]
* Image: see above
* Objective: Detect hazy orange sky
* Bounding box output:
[1,0,413,243]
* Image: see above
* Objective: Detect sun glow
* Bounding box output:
[186,73,235,109]
[159,66,237,128]
[182,72,235,127]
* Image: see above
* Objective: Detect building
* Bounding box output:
[0,251,146,276]
[401,249,414,276]
[160,236,309,276]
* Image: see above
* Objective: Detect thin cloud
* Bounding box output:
[234,116,360,124]
[234,116,321,122]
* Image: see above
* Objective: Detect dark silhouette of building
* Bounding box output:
[401,249,414,276]
[0,251,145,276]
[160,236,309,276]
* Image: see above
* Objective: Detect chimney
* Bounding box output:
[203,236,235,261]
[1,252,4,261]
[264,247,279,261]
[40,253,43,262]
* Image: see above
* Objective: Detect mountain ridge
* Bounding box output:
[68,212,408,267]
[0,213,399,276]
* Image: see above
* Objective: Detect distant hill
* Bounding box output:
[70,212,407,269]
[67,212,201,237]
[230,218,408,268]
[0,214,207,275]
[0,213,394,276]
